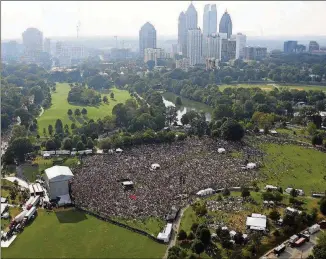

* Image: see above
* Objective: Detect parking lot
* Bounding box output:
[264,230,322,259]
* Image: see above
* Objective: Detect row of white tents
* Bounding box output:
[41,149,93,157]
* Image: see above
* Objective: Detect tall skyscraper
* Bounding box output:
[44,38,51,54]
[178,12,187,56]
[185,2,198,30]
[22,27,43,63]
[187,28,203,66]
[203,4,217,37]
[139,22,157,58]
[219,10,232,39]
[231,33,247,59]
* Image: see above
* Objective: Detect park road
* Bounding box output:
[163,205,189,259]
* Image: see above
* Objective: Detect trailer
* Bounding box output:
[30,195,40,208]
[294,237,306,247]
[24,206,36,221]
[29,185,35,196]
[13,210,28,223]
[274,243,286,255]
[309,224,320,234]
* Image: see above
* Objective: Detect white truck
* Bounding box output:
[308,224,320,234]
[24,206,37,221]
[13,210,28,223]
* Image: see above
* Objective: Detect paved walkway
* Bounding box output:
[163,205,190,259]
[4,176,29,189]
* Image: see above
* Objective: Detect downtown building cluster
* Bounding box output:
[138,3,254,71]
[1,27,87,67]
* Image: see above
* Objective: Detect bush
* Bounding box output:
[222,188,230,196]
[178,229,187,241]
[220,119,245,141]
[320,198,326,215]
[188,232,195,240]
[312,134,323,146]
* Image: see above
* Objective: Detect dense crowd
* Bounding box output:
[71,137,262,219]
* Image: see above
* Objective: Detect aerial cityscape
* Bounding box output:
[1,1,326,259]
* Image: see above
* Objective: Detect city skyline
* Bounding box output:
[2,1,326,40]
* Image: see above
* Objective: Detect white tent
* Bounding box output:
[196,188,214,196]
[157,223,172,243]
[151,163,160,170]
[246,213,267,231]
[116,148,123,153]
[43,153,51,158]
[246,163,257,169]
[218,148,226,154]
[44,166,73,199]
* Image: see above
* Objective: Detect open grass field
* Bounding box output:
[37,83,131,136]
[2,208,166,259]
[114,217,165,236]
[218,84,326,92]
[260,144,326,193]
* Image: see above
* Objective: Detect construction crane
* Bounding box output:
[76,21,81,38]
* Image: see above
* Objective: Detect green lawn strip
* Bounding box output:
[2,208,166,259]
[276,128,311,144]
[37,83,131,136]
[113,217,165,236]
[218,84,326,92]
[259,144,326,193]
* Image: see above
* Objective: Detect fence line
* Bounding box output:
[75,206,166,244]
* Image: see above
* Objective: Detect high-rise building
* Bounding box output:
[144,48,165,64]
[231,33,247,59]
[55,41,87,67]
[187,28,203,66]
[284,41,298,53]
[44,38,51,54]
[309,41,319,52]
[219,10,232,39]
[203,4,217,37]
[178,12,187,56]
[244,47,267,61]
[22,27,43,63]
[1,41,19,62]
[139,22,157,58]
[221,38,236,62]
[185,2,198,30]
[205,33,220,60]
[202,4,217,58]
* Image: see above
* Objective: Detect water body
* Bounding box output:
[162,92,213,125]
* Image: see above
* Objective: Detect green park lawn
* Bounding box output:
[260,144,326,193]
[37,83,131,136]
[218,83,326,92]
[2,208,166,259]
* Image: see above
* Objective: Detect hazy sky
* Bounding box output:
[1,1,326,40]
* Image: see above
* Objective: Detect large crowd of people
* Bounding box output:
[70,137,262,219]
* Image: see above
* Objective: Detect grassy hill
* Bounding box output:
[37,83,131,136]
